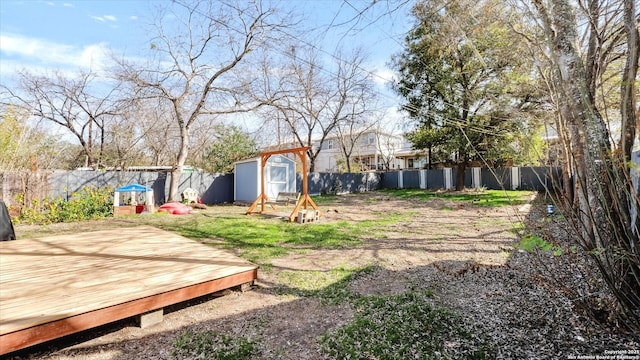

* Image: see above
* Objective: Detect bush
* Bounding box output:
[15,186,113,224]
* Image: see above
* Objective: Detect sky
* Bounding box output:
[0,0,414,131]
[0,0,150,77]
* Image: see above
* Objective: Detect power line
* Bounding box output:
[169,0,540,138]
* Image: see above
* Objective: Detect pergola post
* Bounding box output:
[246,146,320,222]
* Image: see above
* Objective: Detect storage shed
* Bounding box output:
[234,155,296,202]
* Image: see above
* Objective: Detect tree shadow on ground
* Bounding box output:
[6,243,637,360]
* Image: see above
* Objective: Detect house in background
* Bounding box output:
[313,130,424,172]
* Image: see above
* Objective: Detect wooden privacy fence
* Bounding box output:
[0,172,51,210]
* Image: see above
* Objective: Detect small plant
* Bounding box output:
[517,233,563,255]
[172,329,258,360]
[321,291,492,359]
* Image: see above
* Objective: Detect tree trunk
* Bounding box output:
[620,0,639,162]
[534,0,640,328]
[78,138,94,168]
[455,154,467,191]
[168,127,189,202]
[308,153,316,173]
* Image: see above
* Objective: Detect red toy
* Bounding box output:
[158,202,192,215]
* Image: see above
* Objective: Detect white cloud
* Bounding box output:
[130,16,138,20]
[0,34,110,71]
[63,3,74,7]
[372,67,395,86]
[79,43,110,68]
[90,14,117,23]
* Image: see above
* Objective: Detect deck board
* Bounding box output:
[0,226,258,355]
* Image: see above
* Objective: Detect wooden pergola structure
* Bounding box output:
[246,146,320,222]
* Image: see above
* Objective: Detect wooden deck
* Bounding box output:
[0,226,258,355]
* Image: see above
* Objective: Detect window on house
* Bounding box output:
[327,140,334,149]
[368,134,377,145]
[408,159,414,168]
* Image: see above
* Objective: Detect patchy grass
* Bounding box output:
[276,265,377,304]
[516,233,563,256]
[509,221,526,234]
[310,194,339,204]
[153,214,395,265]
[172,330,258,360]
[320,291,493,359]
[381,189,532,207]
[13,191,521,358]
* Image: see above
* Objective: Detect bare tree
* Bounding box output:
[335,120,376,173]
[265,46,376,172]
[531,0,639,329]
[0,106,71,171]
[100,98,157,169]
[133,98,179,166]
[375,126,401,171]
[116,0,285,201]
[334,64,378,173]
[2,70,119,168]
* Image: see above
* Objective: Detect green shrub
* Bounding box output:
[172,330,258,360]
[15,186,113,224]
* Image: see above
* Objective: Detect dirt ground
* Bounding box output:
[6,192,638,359]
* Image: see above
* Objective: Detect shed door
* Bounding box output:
[266,163,288,199]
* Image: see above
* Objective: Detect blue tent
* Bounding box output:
[115,184,152,193]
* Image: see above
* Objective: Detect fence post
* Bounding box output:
[444,168,453,190]
[511,167,520,190]
[398,170,404,189]
[472,167,481,189]
[419,170,427,189]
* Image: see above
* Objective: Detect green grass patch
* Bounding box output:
[310,194,339,204]
[154,215,392,265]
[517,233,563,256]
[381,189,532,207]
[518,233,552,252]
[321,291,492,359]
[172,330,258,360]
[276,265,377,304]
